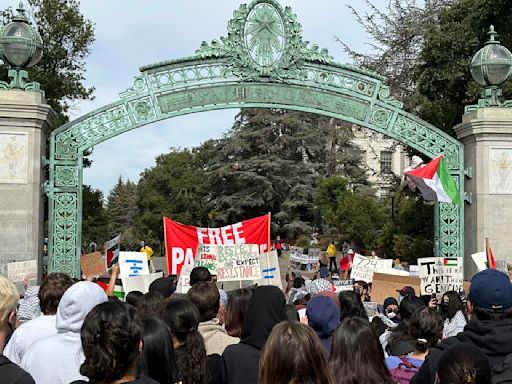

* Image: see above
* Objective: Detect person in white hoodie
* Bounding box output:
[4,272,74,365]
[21,281,107,384]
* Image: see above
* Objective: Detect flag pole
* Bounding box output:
[267,212,271,285]
[163,217,169,276]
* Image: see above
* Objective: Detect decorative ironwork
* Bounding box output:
[47,0,465,277]
[195,0,333,80]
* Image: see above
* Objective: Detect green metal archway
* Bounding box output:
[47,0,464,277]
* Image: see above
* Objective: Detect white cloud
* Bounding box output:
[1,0,388,196]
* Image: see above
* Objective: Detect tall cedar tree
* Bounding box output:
[206,108,367,237]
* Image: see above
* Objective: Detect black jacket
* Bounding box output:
[411,318,512,384]
[223,342,261,384]
[0,355,34,384]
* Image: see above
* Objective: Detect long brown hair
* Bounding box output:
[329,317,394,384]
[260,321,334,384]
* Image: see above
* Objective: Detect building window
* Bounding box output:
[380,151,392,172]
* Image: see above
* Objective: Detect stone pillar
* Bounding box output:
[0,90,55,281]
[454,108,512,276]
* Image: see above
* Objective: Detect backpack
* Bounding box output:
[491,353,512,384]
[389,356,420,384]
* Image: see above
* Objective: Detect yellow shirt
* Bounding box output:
[327,244,336,257]
[140,245,153,261]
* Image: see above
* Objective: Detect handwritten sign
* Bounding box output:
[418,257,464,295]
[195,244,218,275]
[290,246,304,255]
[119,252,150,279]
[80,252,106,277]
[350,254,393,282]
[215,244,261,282]
[7,260,37,282]
[255,251,282,290]
[332,278,355,293]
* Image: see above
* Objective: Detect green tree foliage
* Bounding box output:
[135,148,209,244]
[205,108,367,237]
[315,177,434,260]
[315,176,387,251]
[0,0,95,129]
[82,185,108,248]
[417,0,512,135]
[339,0,453,112]
[106,177,138,247]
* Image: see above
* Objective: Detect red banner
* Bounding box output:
[163,214,271,275]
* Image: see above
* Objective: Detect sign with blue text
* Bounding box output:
[119,252,150,279]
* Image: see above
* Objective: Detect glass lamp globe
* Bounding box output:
[0,3,43,69]
[470,26,512,87]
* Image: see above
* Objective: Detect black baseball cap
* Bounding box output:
[148,277,176,298]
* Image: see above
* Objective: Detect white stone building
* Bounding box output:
[352,127,410,197]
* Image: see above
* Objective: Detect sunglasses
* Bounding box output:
[386,308,399,314]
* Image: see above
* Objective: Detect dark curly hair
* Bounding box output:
[162,299,210,384]
[79,301,143,382]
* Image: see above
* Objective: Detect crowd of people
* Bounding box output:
[1,262,512,383]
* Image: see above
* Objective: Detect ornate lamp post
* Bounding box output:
[467,25,512,111]
[0,2,43,90]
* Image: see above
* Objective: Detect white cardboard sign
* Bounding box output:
[418,257,464,295]
[7,260,37,282]
[122,272,163,294]
[119,252,150,279]
[350,254,393,282]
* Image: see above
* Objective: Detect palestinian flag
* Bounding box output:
[405,156,461,205]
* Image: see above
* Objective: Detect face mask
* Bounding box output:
[398,295,404,304]
[386,311,397,319]
[354,288,361,295]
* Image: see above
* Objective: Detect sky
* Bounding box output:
[7,0,389,196]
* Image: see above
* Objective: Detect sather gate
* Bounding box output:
[47,0,464,277]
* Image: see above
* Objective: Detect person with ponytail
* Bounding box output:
[71,301,158,384]
[163,299,222,384]
[385,307,443,370]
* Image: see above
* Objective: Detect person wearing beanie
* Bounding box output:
[371,297,400,337]
[411,269,512,383]
[306,296,340,359]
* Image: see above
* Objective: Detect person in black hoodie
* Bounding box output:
[223,285,287,384]
[411,269,512,384]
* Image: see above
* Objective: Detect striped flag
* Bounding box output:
[405,156,461,205]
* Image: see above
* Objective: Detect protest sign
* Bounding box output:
[215,244,261,282]
[104,234,121,268]
[290,246,304,255]
[163,214,270,275]
[255,251,282,290]
[371,273,421,305]
[176,263,194,294]
[418,257,464,295]
[470,252,487,272]
[350,254,393,282]
[7,260,37,282]
[122,272,163,295]
[409,265,419,276]
[119,252,150,279]
[80,252,106,277]
[332,278,354,293]
[496,260,508,275]
[195,244,218,275]
[308,248,321,258]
